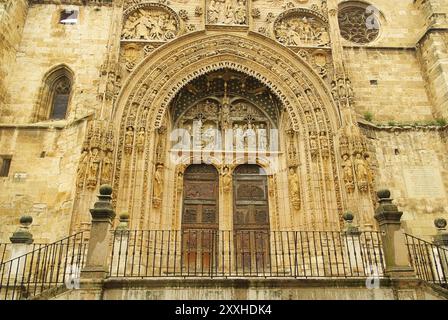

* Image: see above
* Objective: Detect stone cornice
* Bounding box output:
[359,121,448,133]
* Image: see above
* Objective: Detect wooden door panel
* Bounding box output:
[181,165,219,273]
[233,165,270,273]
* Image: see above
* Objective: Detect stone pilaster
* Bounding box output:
[374,190,415,278]
[81,185,116,279]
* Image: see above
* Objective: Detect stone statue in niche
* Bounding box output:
[354,153,369,192]
[222,166,232,193]
[77,150,89,188]
[125,126,134,154]
[274,13,330,47]
[86,148,101,189]
[152,164,164,208]
[341,154,355,193]
[257,123,268,151]
[288,167,301,210]
[121,7,179,42]
[207,0,247,25]
[136,127,146,153]
[101,150,113,184]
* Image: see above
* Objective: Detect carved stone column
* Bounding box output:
[374,190,415,278]
[81,185,116,279]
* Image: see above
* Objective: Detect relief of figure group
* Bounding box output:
[122,9,178,41]
[208,0,247,25]
[275,16,330,47]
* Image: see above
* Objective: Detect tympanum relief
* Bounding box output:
[122,4,180,42]
[207,0,248,25]
[274,9,330,47]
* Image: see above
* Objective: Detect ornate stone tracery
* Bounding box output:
[338,3,380,44]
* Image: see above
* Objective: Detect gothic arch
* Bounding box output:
[111,31,347,231]
[33,64,75,122]
[113,31,341,136]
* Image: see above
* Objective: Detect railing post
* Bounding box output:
[81,185,116,279]
[111,213,130,277]
[433,218,448,281]
[374,190,415,278]
[342,212,363,275]
[9,216,34,278]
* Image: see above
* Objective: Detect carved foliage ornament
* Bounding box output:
[274,9,330,47]
[122,3,180,42]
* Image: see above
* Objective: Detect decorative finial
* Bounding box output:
[10,215,34,244]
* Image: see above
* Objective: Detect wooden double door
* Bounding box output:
[181,164,270,274]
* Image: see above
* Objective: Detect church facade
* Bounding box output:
[0,0,447,257]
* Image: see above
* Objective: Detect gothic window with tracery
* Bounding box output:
[338,3,380,44]
[34,65,74,122]
[50,76,71,120]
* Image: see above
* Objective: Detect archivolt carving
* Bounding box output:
[115,33,339,134]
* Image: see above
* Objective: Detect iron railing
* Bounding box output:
[0,232,88,300]
[405,234,448,288]
[109,230,385,279]
[0,244,11,265]
[0,243,47,265]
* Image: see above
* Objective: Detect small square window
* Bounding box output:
[0,156,12,177]
[60,10,78,25]
[370,80,378,86]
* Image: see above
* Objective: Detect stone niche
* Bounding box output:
[273,8,330,47]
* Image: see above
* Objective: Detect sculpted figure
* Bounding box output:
[342,154,354,193]
[125,127,134,154]
[136,127,146,152]
[153,164,164,202]
[87,148,101,188]
[258,123,268,151]
[133,13,151,40]
[338,78,347,100]
[354,153,369,191]
[222,166,232,192]
[77,150,89,187]
[234,124,245,151]
[223,0,234,24]
[289,168,301,210]
[208,0,220,23]
[234,0,247,24]
[101,151,113,184]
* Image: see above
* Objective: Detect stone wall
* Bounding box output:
[0,3,113,123]
[0,120,89,243]
[0,0,28,113]
[49,278,447,300]
[366,126,448,238]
